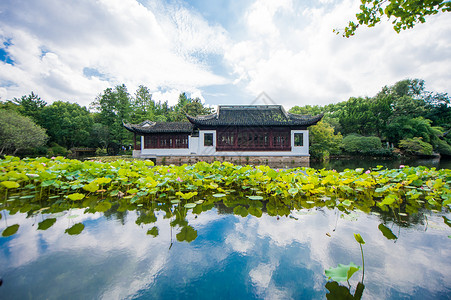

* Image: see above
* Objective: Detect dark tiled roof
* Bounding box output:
[123,120,194,134]
[186,105,323,126]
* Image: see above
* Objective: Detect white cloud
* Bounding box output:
[0,0,450,109]
[0,0,229,106]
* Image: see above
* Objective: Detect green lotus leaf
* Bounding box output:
[378,224,397,240]
[94,177,112,185]
[354,233,365,245]
[184,203,197,209]
[94,202,112,212]
[248,195,263,200]
[233,205,248,217]
[83,182,99,193]
[147,226,159,237]
[325,262,360,282]
[176,225,197,243]
[67,193,85,201]
[176,191,198,200]
[65,223,85,235]
[38,218,57,230]
[2,224,20,237]
[1,181,20,189]
[213,193,226,198]
[248,206,262,217]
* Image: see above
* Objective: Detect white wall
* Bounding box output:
[138,129,310,157]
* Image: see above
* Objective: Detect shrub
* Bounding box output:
[50,144,68,156]
[435,139,451,156]
[398,137,433,156]
[342,134,382,154]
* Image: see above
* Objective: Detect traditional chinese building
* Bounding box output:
[123,105,323,164]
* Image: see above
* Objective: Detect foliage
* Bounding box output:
[338,0,451,37]
[308,120,343,159]
[0,110,48,155]
[398,137,433,156]
[40,101,93,148]
[342,134,382,154]
[435,139,451,156]
[12,92,47,124]
[91,84,132,145]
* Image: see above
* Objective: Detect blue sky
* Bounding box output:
[0,0,450,109]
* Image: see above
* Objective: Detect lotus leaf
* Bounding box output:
[176,225,197,242]
[2,224,19,237]
[83,182,99,193]
[248,195,263,200]
[325,262,360,282]
[1,181,20,189]
[378,224,397,240]
[38,218,57,230]
[147,226,159,237]
[94,202,112,212]
[354,233,365,245]
[184,203,197,209]
[65,223,85,235]
[213,193,226,198]
[67,193,85,201]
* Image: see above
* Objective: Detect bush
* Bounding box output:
[96,148,108,156]
[399,137,433,156]
[342,134,382,154]
[435,139,451,156]
[50,143,68,156]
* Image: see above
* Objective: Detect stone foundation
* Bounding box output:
[154,155,309,167]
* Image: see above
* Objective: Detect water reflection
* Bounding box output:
[1,196,450,299]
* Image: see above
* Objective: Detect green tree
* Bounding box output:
[130,85,155,123]
[0,109,48,155]
[12,92,47,125]
[91,84,132,145]
[40,101,93,148]
[338,0,451,37]
[308,120,343,160]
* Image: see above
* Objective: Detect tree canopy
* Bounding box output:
[338,0,451,37]
[0,110,48,155]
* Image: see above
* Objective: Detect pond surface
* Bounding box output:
[1,202,450,299]
[1,158,450,299]
[311,157,451,172]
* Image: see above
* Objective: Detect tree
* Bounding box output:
[12,92,47,124]
[308,120,343,160]
[40,101,93,148]
[0,109,48,155]
[338,0,451,37]
[91,84,132,145]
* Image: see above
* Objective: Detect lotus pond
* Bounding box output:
[1,157,450,299]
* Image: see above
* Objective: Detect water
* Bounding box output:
[311,157,451,172]
[1,204,450,299]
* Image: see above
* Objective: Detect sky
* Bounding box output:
[0,0,450,109]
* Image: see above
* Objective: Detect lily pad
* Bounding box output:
[67,193,85,201]
[38,218,57,230]
[213,193,226,198]
[65,223,85,235]
[184,203,197,209]
[2,224,20,237]
[248,195,263,200]
[325,262,360,282]
[378,224,397,240]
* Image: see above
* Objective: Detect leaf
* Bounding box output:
[147,226,159,237]
[184,203,197,209]
[65,223,85,235]
[67,193,85,201]
[83,182,99,193]
[94,202,112,212]
[443,216,451,228]
[2,224,19,237]
[354,233,365,245]
[176,191,198,200]
[213,193,226,198]
[325,262,360,282]
[378,224,397,240]
[233,205,248,217]
[38,218,57,230]
[248,207,262,217]
[176,225,197,243]
[1,181,20,189]
[248,195,263,200]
